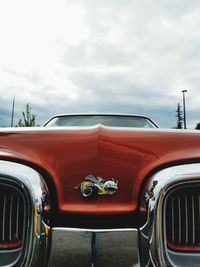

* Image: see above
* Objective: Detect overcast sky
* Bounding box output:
[0,0,199,128]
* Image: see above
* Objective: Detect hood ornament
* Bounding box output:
[75,175,118,198]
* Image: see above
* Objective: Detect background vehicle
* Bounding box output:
[43,113,158,128]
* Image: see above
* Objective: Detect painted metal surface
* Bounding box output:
[0,126,200,215]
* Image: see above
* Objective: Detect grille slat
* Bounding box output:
[171,198,175,242]
[198,196,200,243]
[178,196,181,244]
[2,192,6,241]
[192,195,195,245]
[9,194,13,241]
[16,195,20,240]
[0,185,26,248]
[185,195,188,244]
[166,186,200,251]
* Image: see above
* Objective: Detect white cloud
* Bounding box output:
[0,0,199,128]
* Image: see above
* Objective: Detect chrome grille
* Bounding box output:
[0,184,26,248]
[166,186,200,250]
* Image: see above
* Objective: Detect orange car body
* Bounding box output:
[1,121,200,266]
[0,126,199,215]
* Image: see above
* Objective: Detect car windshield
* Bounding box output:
[44,115,157,128]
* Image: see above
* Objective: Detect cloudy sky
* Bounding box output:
[0,0,199,128]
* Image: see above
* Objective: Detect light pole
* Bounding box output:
[11,96,15,127]
[181,90,187,129]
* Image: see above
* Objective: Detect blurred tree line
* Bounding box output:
[175,103,183,129]
[17,103,36,127]
[174,102,199,130]
[196,123,200,130]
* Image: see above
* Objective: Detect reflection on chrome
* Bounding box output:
[0,160,49,267]
[49,227,139,267]
[139,163,200,267]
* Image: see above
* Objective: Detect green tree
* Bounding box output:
[195,123,200,130]
[175,103,183,129]
[17,103,37,127]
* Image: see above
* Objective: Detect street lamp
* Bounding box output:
[11,96,15,127]
[181,90,187,129]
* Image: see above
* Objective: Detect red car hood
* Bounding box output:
[0,126,200,215]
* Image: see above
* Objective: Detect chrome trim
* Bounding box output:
[0,160,50,267]
[48,227,139,267]
[185,195,188,244]
[139,163,200,267]
[178,195,181,244]
[2,193,6,241]
[171,197,175,242]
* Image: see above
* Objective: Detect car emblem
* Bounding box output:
[75,175,118,198]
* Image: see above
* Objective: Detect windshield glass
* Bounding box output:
[44,115,157,128]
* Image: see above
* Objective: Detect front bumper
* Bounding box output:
[2,160,200,266]
[48,228,139,267]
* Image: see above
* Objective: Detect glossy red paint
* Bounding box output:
[167,240,200,252]
[0,126,200,215]
[0,240,22,249]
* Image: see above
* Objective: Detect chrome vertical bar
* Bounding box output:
[199,195,200,244]
[2,192,7,241]
[192,195,195,244]
[171,198,175,242]
[178,196,181,244]
[185,195,188,244]
[9,193,13,241]
[16,195,20,240]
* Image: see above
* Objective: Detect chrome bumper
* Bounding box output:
[48,228,139,267]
